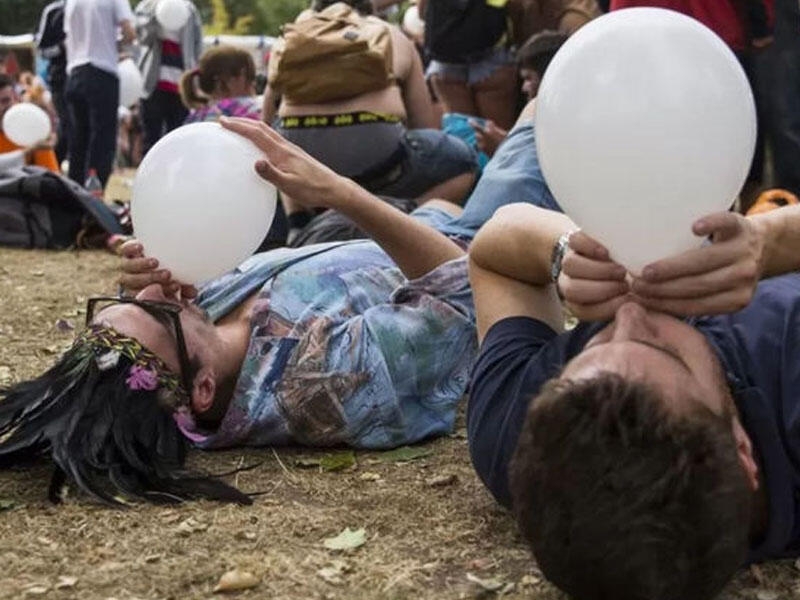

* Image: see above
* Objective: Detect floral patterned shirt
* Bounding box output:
[178,213,475,450]
[184,96,262,124]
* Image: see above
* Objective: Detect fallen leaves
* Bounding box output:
[426,473,457,488]
[377,446,433,463]
[176,517,208,536]
[316,560,350,585]
[0,498,17,511]
[213,568,259,593]
[323,527,367,551]
[466,572,514,595]
[54,576,77,590]
[295,451,356,472]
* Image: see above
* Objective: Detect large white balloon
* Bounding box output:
[118,58,144,108]
[131,122,277,284]
[2,103,52,147]
[156,0,191,31]
[535,8,756,274]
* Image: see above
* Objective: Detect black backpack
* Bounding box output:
[36,1,67,88]
[0,167,125,249]
[423,0,509,63]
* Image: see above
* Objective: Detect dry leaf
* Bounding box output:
[466,572,505,592]
[320,451,356,472]
[213,568,259,593]
[323,527,367,551]
[143,554,162,563]
[359,472,381,482]
[426,474,457,488]
[176,517,207,536]
[236,531,257,541]
[755,591,779,600]
[519,574,541,587]
[378,446,432,463]
[317,560,350,585]
[55,576,78,589]
[0,498,16,511]
[25,586,49,596]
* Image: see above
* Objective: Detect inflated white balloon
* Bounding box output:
[118,58,144,108]
[131,122,277,283]
[156,0,191,31]
[403,5,425,38]
[2,103,51,147]
[535,8,756,274]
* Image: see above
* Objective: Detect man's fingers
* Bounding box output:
[638,287,755,316]
[121,256,158,274]
[562,251,627,281]
[560,276,629,305]
[119,239,144,259]
[641,240,741,282]
[569,231,609,260]
[118,269,172,290]
[632,259,758,300]
[692,210,741,239]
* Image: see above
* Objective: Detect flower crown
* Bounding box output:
[76,325,189,407]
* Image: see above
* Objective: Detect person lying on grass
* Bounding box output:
[467,199,800,600]
[0,117,478,505]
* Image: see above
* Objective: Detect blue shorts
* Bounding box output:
[368,128,478,199]
[426,47,515,86]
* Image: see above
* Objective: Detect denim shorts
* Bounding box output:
[371,128,479,199]
[426,47,515,86]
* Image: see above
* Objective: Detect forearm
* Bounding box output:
[470,203,576,286]
[330,179,464,280]
[753,204,800,278]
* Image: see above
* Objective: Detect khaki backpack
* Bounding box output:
[268,2,394,104]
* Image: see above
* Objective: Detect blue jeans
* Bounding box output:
[436,119,561,241]
[373,129,478,199]
[65,64,119,187]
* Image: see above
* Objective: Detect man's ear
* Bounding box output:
[732,416,759,492]
[189,367,217,415]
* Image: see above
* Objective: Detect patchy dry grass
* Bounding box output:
[0,248,797,600]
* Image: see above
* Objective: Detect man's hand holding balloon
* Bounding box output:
[631,211,765,316]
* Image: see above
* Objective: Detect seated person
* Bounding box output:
[0,74,60,173]
[180,45,262,124]
[471,30,568,157]
[467,185,800,597]
[263,0,478,214]
[0,114,513,506]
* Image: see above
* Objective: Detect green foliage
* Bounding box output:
[0,0,52,36]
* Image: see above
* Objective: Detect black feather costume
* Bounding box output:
[0,325,252,506]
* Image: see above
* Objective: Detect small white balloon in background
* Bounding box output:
[156,0,191,31]
[131,122,277,284]
[535,7,756,274]
[402,5,425,38]
[2,103,52,147]
[118,58,144,108]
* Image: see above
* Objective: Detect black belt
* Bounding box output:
[278,111,402,129]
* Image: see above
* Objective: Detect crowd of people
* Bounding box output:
[2,1,800,600]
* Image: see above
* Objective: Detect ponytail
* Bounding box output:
[179,69,208,110]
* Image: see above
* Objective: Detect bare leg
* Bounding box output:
[420,198,464,218]
[473,65,519,130]
[430,76,478,116]
[415,172,476,206]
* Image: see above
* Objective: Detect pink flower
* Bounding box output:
[126,365,158,391]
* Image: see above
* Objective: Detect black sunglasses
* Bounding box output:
[85,296,193,394]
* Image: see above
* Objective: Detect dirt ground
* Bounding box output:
[0,247,798,600]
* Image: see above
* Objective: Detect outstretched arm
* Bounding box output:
[220,117,464,280]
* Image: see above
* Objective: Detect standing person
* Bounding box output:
[35,0,70,165]
[419,0,519,130]
[135,0,203,155]
[64,0,136,188]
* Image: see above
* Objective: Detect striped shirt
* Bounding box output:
[156,33,183,94]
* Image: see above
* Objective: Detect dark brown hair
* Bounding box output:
[517,30,568,76]
[509,373,751,600]
[179,45,256,109]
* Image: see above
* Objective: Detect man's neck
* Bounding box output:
[212,291,260,381]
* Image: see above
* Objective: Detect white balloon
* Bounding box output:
[535,8,756,274]
[403,5,425,38]
[2,103,52,147]
[118,58,144,108]
[156,0,191,31]
[131,122,277,284]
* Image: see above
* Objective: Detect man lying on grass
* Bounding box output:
[0,103,554,505]
[467,199,800,600]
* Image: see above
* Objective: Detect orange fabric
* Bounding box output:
[0,131,60,173]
